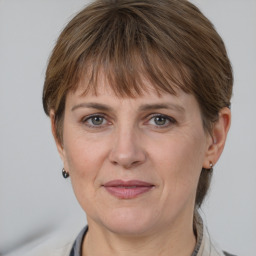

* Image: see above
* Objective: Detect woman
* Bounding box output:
[43,0,234,255]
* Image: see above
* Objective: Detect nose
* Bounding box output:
[109,127,146,169]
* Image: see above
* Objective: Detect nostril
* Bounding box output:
[131,160,141,166]
[110,156,145,169]
[123,160,144,169]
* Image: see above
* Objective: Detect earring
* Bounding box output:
[209,162,213,171]
[62,168,69,178]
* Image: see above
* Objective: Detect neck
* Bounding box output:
[82,217,196,256]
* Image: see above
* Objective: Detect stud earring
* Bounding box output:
[62,168,69,178]
[209,162,213,171]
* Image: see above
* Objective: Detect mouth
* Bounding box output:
[103,180,155,199]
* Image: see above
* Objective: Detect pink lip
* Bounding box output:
[103,180,154,199]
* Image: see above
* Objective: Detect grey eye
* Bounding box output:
[154,116,167,126]
[90,116,104,125]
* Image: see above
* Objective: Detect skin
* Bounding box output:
[51,76,231,256]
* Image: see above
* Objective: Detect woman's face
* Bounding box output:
[56,77,213,236]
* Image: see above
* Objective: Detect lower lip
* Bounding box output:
[104,186,154,199]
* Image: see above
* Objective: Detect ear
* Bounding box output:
[50,110,65,163]
[203,107,231,168]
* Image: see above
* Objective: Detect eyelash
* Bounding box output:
[81,114,109,128]
[81,113,177,129]
[146,114,177,128]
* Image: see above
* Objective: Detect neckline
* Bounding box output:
[69,212,204,256]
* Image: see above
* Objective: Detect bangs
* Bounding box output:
[75,47,192,98]
[44,0,200,119]
[64,4,193,98]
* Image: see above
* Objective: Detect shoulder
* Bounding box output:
[6,242,74,256]
[196,212,237,256]
[202,230,237,256]
[27,242,73,256]
[223,252,238,256]
[50,242,73,256]
[202,229,237,256]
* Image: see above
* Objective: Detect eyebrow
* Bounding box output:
[71,102,185,113]
[138,103,185,113]
[71,103,113,112]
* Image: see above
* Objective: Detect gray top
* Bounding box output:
[69,226,88,256]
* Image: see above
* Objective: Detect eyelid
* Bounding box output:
[80,112,176,129]
[81,113,106,122]
[146,113,176,121]
[81,113,111,128]
[145,113,177,127]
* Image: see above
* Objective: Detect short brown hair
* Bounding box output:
[43,0,233,207]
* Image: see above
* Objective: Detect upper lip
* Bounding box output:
[103,180,154,187]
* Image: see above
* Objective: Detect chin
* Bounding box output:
[96,207,160,236]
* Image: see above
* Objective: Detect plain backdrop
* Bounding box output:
[0,0,255,255]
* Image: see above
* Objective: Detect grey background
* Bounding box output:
[0,0,255,255]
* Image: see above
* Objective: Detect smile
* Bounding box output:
[103,180,155,199]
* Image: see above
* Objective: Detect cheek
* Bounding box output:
[62,124,109,194]
[64,136,106,178]
[150,132,206,198]
[63,135,108,211]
